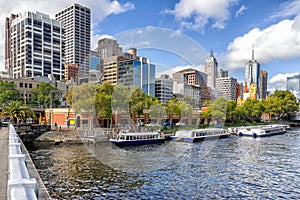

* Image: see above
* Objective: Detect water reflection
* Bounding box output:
[29,128,300,199]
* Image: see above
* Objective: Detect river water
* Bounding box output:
[28,128,300,199]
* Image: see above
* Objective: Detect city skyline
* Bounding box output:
[0,0,300,92]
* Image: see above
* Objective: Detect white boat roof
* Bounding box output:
[118,132,159,136]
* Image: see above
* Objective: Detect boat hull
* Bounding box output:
[238,130,285,138]
[170,134,230,143]
[110,138,165,147]
[238,126,286,138]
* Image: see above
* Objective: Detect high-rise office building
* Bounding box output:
[118,49,155,96]
[5,14,18,76]
[55,3,91,76]
[216,77,238,101]
[205,49,218,89]
[7,11,64,80]
[155,74,173,103]
[260,69,268,99]
[244,48,260,98]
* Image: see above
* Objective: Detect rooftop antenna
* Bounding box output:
[131,31,134,48]
[252,44,255,60]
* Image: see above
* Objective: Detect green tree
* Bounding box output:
[148,102,166,124]
[165,97,181,120]
[95,82,114,126]
[1,100,34,123]
[30,82,59,107]
[129,88,148,122]
[0,81,22,104]
[210,97,227,126]
[226,100,237,122]
[72,83,97,113]
[266,90,299,118]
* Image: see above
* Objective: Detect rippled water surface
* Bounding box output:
[28,128,300,199]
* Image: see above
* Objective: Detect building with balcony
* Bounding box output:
[155,74,173,103]
[216,77,238,100]
[7,11,64,80]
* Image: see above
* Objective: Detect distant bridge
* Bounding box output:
[12,124,51,143]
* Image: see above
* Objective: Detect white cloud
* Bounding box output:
[268,73,299,92]
[269,0,300,20]
[235,5,247,17]
[223,15,300,70]
[155,65,205,79]
[165,0,238,30]
[0,0,135,70]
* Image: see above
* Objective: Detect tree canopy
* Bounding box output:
[1,100,34,123]
[30,82,59,107]
[0,81,22,104]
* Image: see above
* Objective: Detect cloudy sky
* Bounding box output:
[1,0,300,92]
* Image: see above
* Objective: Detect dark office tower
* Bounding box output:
[260,69,268,99]
[244,47,260,98]
[5,14,18,76]
[55,3,91,76]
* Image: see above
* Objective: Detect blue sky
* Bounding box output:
[1,0,300,91]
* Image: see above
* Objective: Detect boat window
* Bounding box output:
[126,136,129,140]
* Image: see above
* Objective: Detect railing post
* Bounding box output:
[7,124,38,200]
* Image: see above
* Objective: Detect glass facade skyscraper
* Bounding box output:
[90,50,100,71]
[118,58,155,96]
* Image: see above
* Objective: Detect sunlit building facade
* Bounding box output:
[8,11,64,80]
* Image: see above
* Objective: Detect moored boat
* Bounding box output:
[170,128,229,143]
[109,131,165,146]
[237,124,286,137]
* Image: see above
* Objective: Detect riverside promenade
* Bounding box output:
[0,127,8,199]
[0,126,51,200]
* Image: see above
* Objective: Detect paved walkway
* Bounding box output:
[0,127,8,200]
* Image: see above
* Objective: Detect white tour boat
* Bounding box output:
[170,128,230,143]
[237,124,287,137]
[109,131,165,146]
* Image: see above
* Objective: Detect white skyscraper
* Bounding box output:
[55,3,91,76]
[9,11,64,80]
[205,49,218,89]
